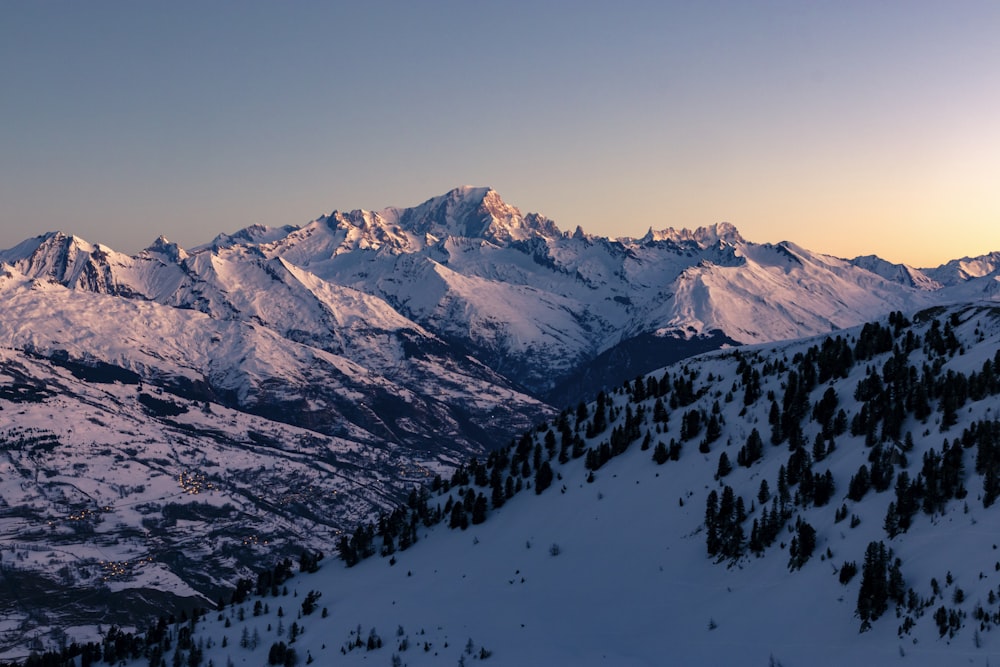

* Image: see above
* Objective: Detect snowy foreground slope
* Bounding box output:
[49,301,999,667]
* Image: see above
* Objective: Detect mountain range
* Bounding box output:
[1,186,999,662]
[4,186,999,406]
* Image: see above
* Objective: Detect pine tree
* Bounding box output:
[449,503,468,530]
[748,518,763,553]
[811,433,826,462]
[471,493,488,524]
[681,409,702,441]
[705,490,720,557]
[738,429,764,468]
[788,519,816,570]
[847,465,871,501]
[888,558,905,605]
[491,478,506,509]
[769,400,783,444]
[857,541,890,624]
[653,397,669,423]
[705,414,722,444]
[715,452,732,479]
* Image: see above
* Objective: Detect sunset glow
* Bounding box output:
[1,1,998,266]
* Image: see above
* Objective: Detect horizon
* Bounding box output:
[2,2,998,266]
[3,185,998,271]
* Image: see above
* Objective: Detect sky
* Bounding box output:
[1,1,998,267]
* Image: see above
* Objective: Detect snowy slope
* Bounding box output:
[0,248,549,455]
[851,254,944,291]
[0,344,421,660]
[79,300,1000,667]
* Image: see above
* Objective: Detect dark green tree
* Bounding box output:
[471,493,488,525]
[788,519,816,570]
[715,452,732,479]
[652,441,669,465]
[857,541,890,625]
[534,461,553,495]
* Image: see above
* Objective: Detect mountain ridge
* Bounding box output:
[2,186,998,447]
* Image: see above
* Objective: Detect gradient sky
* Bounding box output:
[1,1,998,267]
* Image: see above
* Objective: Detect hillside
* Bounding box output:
[18,301,999,666]
[0,342,444,657]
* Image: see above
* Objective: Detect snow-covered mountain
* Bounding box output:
[24,300,1000,667]
[0,232,550,456]
[4,187,997,408]
[2,187,1000,662]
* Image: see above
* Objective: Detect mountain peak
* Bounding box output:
[449,184,494,201]
[38,230,90,249]
[199,223,298,252]
[143,235,188,263]
[926,251,1000,286]
[19,230,97,261]
[386,186,560,243]
[642,222,744,247]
